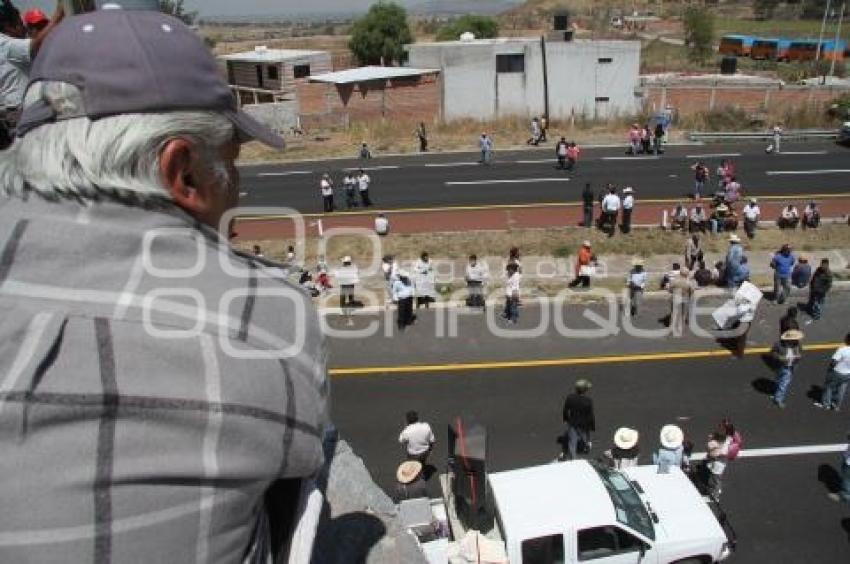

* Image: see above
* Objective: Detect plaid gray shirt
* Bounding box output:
[0,195,329,563]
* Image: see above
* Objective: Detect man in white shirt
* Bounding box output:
[626,258,647,316]
[320,173,334,212]
[816,333,850,412]
[600,186,621,237]
[742,198,761,239]
[334,255,360,325]
[0,2,63,147]
[374,212,389,236]
[465,253,489,308]
[621,186,635,234]
[357,168,372,207]
[399,411,435,463]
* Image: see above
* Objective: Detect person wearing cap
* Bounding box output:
[807,258,833,320]
[791,255,812,289]
[357,168,373,207]
[336,255,360,322]
[394,460,430,502]
[802,201,820,229]
[0,1,63,147]
[399,410,435,463]
[670,202,688,231]
[723,234,744,288]
[815,333,850,412]
[392,268,416,329]
[561,379,595,460]
[653,425,685,473]
[621,186,634,234]
[603,427,640,469]
[569,240,595,288]
[501,261,521,324]
[0,9,331,564]
[600,185,620,237]
[770,329,804,408]
[669,267,695,332]
[770,243,796,305]
[688,204,707,233]
[741,197,760,239]
[777,203,799,229]
[22,7,48,36]
[626,257,647,317]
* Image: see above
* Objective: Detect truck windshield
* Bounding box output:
[592,464,655,541]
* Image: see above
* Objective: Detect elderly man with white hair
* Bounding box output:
[0,9,329,564]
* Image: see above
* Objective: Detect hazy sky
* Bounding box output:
[15,1,432,17]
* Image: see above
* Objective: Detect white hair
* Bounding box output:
[0,81,236,201]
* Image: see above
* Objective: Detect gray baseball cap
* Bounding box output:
[17,8,284,148]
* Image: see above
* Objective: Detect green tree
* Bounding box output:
[435,15,499,41]
[348,2,413,66]
[159,0,197,26]
[683,5,715,64]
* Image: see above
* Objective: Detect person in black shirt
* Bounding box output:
[561,379,596,460]
[779,306,799,336]
[581,183,594,228]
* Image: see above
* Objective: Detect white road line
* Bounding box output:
[685,153,741,159]
[446,178,569,186]
[766,169,850,176]
[515,159,553,164]
[777,151,829,155]
[257,171,313,177]
[424,162,480,168]
[239,192,248,197]
[602,156,660,161]
[691,443,847,461]
[343,165,401,171]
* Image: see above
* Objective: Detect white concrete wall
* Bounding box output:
[407,39,641,121]
[242,101,299,133]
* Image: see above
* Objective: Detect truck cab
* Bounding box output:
[488,461,734,564]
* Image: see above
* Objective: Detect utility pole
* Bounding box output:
[816,0,832,63]
[829,2,846,80]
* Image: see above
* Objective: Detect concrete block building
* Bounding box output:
[406,37,641,121]
[221,47,332,105]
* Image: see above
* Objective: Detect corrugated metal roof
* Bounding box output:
[308,66,439,84]
[220,48,327,63]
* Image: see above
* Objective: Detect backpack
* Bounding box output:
[726,431,743,461]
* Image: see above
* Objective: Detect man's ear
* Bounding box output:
[160,138,208,216]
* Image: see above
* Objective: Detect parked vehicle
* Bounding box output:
[431,460,736,564]
[719,34,755,57]
[751,38,792,61]
[787,39,846,62]
[839,121,850,145]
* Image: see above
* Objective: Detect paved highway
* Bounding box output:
[239,141,850,213]
[326,292,850,562]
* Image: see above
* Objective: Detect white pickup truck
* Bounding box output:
[434,460,735,564]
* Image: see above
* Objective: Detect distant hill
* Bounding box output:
[408,0,525,16]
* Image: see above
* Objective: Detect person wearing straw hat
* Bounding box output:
[394,460,430,502]
[604,427,640,469]
[668,267,695,332]
[770,329,804,408]
[561,379,596,460]
[653,424,685,473]
[723,234,744,288]
[626,257,647,317]
[709,202,731,234]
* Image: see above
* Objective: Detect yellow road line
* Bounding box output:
[329,342,842,376]
[237,193,850,221]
